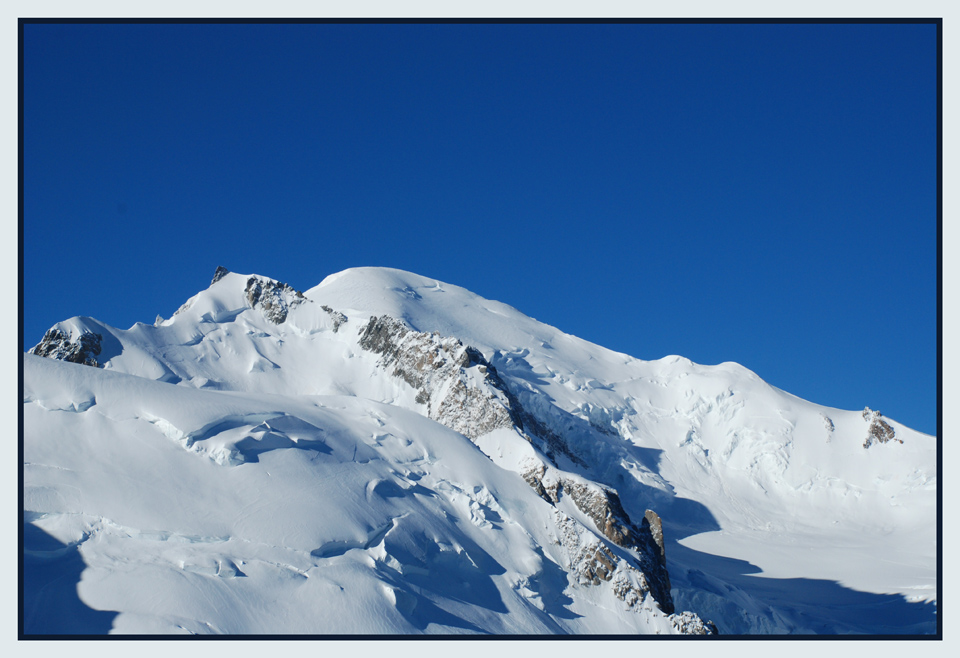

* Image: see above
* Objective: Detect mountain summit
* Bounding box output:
[22,267,937,635]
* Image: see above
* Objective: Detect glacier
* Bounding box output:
[21,266,937,635]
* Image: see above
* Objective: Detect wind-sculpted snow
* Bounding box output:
[23,266,937,635]
[24,354,710,634]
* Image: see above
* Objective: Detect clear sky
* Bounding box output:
[22,21,938,435]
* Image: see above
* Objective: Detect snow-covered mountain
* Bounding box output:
[22,266,937,635]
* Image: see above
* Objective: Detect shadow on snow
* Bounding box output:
[22,520,118,636]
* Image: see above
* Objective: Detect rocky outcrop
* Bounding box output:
[211,266,230,285]
[357,314,681,617]
[244,277,306,325]
[29,328,103,368]
[359,315,468,388]
[670,611,719,635]
[359,315,516,437]
[526,466,674,614]
[320,305,347,333]
[553,509,704,630]
[555,510,623,587]
[862,407,900,448]
[643,510,666,566]
[358,315,582,465]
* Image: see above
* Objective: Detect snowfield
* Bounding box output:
[22,267,937,635]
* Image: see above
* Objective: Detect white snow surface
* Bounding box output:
[22,267,937,635]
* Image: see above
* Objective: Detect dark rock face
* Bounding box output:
[862,407,900,448]
[29,328,103,368]
[638,510,673,612]
[643,509,666,567]
[244,277,306,325]
[211,266,230,285]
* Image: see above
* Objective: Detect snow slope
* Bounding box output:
[22,267,937,635]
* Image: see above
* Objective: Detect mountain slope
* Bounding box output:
[22,267,937,635]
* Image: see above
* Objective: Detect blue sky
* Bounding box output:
[22,22,938,435]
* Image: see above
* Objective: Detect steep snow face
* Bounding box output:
[24,356,701,635]
[311,269,937,616]
[23,266,937,635]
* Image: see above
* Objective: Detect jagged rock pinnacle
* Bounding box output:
[211,266,230,285]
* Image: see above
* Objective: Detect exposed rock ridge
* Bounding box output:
[555,510,629,587]
[644,509,667,567]
[244,276,306,325]
[357,315,582,465]
[554,509,711,632]
[524,461,674,614]
[29,328,103,368]
[356,314,678,614]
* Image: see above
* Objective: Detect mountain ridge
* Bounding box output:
[22,266,937,635]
